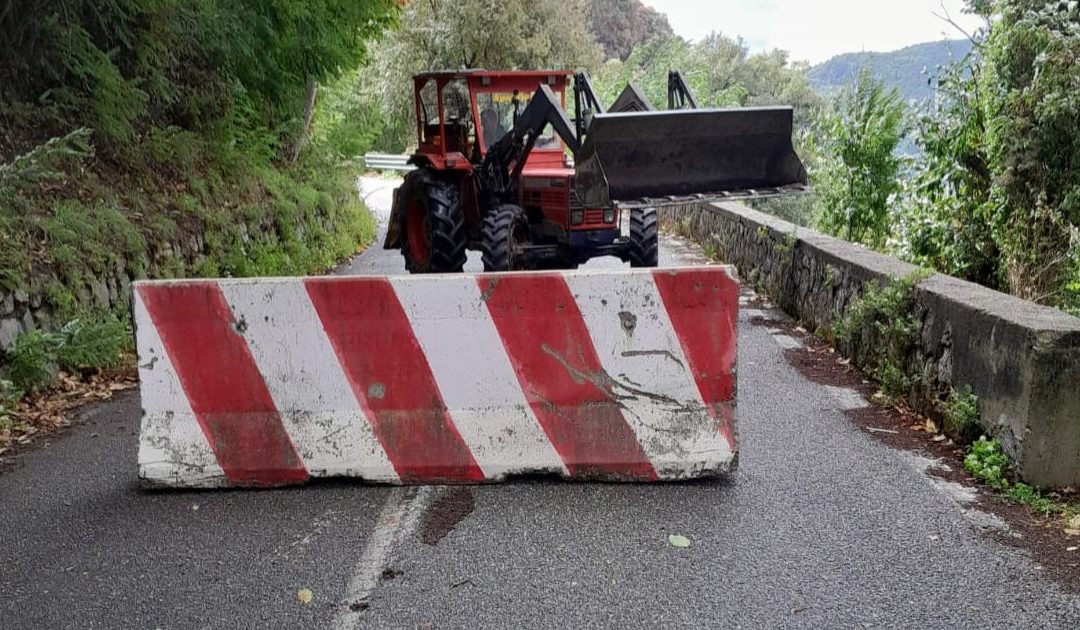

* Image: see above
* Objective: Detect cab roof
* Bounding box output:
[412,69,575,81]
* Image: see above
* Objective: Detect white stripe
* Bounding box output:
[332,486,433,630]
[219,281,399,482]
[565,272,734,476]
[134,290,227,487]
[390,275,568,480]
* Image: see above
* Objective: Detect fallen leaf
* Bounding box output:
[1069,515,1080,530]
[933,435,947,443]
[925,419,939,433]
[297,589,313,604]
[1067,547,1078,552]
[668,534,691,548]
[1065,529,1080,537]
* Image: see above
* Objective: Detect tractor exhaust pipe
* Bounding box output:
[574,106,807,207]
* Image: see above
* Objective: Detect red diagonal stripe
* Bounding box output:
[304,278,484,483]
[652,269,739,450]
[138,283,308,486]
[478,274,657,481]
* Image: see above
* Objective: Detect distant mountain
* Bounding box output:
[808,40,975,103]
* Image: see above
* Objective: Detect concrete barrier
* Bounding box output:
[661,201,1080,488]
[134,268,739,488]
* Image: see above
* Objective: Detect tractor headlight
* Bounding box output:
[603,208,616,224]
[570,209,584,225]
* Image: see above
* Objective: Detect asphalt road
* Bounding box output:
[2,177,1079,629]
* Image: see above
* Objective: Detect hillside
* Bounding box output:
[808,39,974,102]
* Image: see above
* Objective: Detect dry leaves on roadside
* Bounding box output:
[0,363,137,453]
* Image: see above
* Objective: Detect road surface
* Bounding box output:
[1,177,1078,629]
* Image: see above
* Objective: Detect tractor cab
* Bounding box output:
[412,70,572,172]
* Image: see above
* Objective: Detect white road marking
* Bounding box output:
[823,385,869,411]
[333,486,434,630]
[770,332,802,350]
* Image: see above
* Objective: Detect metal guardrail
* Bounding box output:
[364,153,415,172]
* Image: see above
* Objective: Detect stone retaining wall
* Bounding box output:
[0,204,342,352]
[661,201,1080,488]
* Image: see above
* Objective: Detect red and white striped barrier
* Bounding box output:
[134,268,738,488]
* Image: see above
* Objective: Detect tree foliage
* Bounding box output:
[814,69,907,250]
[363,0,602,151]
[0,0,397,157]
[593,33,822,124]
[586,0,672,61]
[882,0,1080,312]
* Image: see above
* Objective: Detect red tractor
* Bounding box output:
[384,70,807,273]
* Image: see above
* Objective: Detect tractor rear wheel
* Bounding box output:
[628,207,658,268]
[481,204,531,272]
[400,170,467,274]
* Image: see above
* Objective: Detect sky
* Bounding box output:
[641,0,985,64]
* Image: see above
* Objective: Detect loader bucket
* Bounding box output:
[133,267,739,488]
[574,106,807,207]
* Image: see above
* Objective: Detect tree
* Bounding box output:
[586,0,672,61]
[0,0,397,158]
[888,0,1080,312]
[593,32,821,122]
[365,0,602,150]
[981,0,1080,307]
[814,69,906,250]
[891,47,1000,288]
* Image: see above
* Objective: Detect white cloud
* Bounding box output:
[641,0,984,64]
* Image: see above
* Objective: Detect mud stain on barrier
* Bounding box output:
[478,277,500,303]
[420,487,475,546]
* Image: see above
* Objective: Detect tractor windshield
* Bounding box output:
[476,91,560,151]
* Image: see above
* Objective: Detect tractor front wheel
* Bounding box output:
[628,207,658,268]
[399,170,467,274]
[481,204,531,272]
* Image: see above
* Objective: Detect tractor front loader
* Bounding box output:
[384,70,807,273]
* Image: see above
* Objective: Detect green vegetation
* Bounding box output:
[0,2,396,282]
[814,70,906,250]
[4,316,129,393]
[833,270,930,403]
[592,34,822,126]
[587,0,673,61]
[362,0,602,152]
[1,2,395,404]
[964,437,1064,516]
[941,385,980,442]
[811,1,1080,316]
[0,379,18,434]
